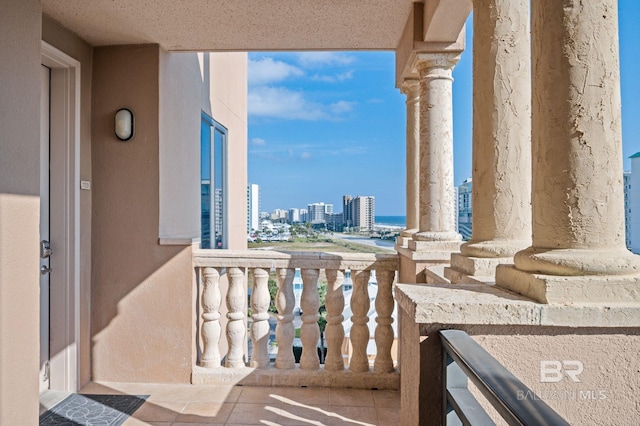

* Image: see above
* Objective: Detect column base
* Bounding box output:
[444,253,513,285]
[495,264,640,304]
[397,246,456,283]
[395,236,411,249]
[408,239,462,252]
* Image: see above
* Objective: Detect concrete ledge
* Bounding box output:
[443,266,493,285]
[395,283,640,328]
[495,264,640,304]
[191,365,399,390]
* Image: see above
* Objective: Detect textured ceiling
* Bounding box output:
[43,0,415,51]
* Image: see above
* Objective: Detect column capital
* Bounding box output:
[400,79,420,97]
[400,78,420,93]
[412,51,461,73]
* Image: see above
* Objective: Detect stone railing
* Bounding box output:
[191,249,399,389]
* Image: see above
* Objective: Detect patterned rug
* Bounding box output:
[39,394,148,425]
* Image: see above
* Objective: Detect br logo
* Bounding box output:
[540,360,584,383]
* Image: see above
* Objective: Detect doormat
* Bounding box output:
[39,394,148,425]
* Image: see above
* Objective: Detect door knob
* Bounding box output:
[40,265,52,275]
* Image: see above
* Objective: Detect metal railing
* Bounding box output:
[440,330,569,426]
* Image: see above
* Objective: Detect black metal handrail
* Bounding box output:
[440,330,570,426]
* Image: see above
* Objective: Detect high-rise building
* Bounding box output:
[342,195,353,227]
[625,171,631,249]
[630,153,640,254]
[288,208,300,223]
[307,202,333,224]
[352,196,375,231]
[457,178,473,240]
[341,195,374,231]
[299,209,308,223]
[247,183,260,232]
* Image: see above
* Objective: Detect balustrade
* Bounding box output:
[193,250,399,384]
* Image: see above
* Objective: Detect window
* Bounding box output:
[201,113,227,249]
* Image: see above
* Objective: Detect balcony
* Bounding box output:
[191,249,400,390]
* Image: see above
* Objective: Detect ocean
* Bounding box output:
[374,215,406,227]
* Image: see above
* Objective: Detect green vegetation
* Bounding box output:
[248,235,391,254]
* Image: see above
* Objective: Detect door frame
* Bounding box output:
[41,41,81,392]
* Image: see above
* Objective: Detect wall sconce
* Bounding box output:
[115,108,134,141]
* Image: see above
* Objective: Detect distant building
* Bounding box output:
[288,208,300,224]
[457,178,472,240]
[307,202,333,224]
[247,183,260,232]
[343,195,353,227]
[299,209,308,223]
[625,171,631,249]
[630,153,640,254]
[270,208,288,222]
[353,196,375,231]
[341,195,374,231]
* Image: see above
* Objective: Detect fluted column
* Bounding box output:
[250,268,270,368]
[225,267,246,368]
[410,52,462,252]
[324,269,345,371]
[200,267,222,368]
[275,268,295,369]
[398,79,420,247]
[445,0,531,284]
[496,0,640,303]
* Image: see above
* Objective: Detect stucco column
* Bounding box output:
[496,0,640,303]
[445,0,531,284]
[409,52,462,252]
[397,79,420,248]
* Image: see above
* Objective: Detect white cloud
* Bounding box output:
[251,138,267,145]
[300,152,312,160]
[329,100,356,114]
[248,57,304,86]
[310,70,354,83]
[248,86,328,120]
[296,52,355,67]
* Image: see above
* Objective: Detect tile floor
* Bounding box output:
[41,382,400,426]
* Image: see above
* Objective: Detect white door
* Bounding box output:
[40,64,51,393]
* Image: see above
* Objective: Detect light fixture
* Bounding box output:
[115,108,134,141]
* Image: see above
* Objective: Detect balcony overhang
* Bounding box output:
[42,0,416,51]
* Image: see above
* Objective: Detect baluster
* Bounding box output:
[225,267,246,368]
[324,269,345,371]
[200,267,222,368]
[300,268,320,370]
[350,269,371,372]
[250,268,271,368]
[374,269,395,373]
[275,268,295,369]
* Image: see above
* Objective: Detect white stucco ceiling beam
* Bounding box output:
[423,0,472,43]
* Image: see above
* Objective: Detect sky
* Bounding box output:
[248,3,640,216]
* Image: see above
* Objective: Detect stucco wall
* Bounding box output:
[91,45,193,383]
[41,13,94,389]
[400,312,640,425]
[200,52,248,250]
[0,1,41,423]
[158,52,201,242]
